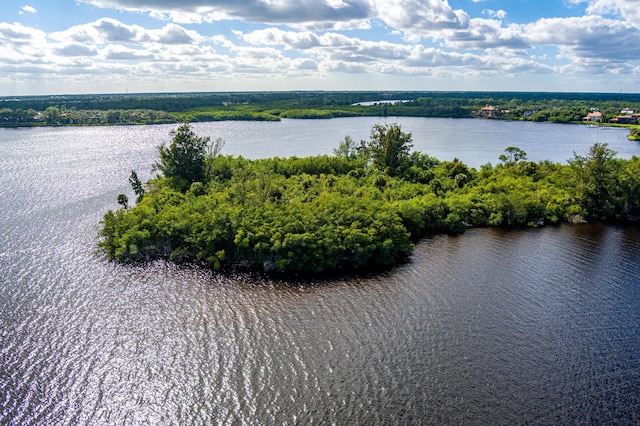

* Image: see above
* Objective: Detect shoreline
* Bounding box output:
[2,114,637,130]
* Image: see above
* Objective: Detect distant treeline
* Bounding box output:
[99,122,640,276]
[2,91,640,127]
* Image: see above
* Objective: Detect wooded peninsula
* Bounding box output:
[99,122,640,275]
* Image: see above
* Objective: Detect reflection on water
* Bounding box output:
[1,121,640,424]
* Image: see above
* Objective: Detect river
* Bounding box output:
[1,118,639,424]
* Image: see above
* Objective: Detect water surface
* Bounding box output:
[192,117,635,167]
[1,119,639,424]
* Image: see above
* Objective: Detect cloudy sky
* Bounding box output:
[1,0,639,95]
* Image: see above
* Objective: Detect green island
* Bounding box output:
[2,91,640,139]
[100,122,640,275]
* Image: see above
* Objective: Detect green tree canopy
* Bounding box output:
[569,143,622,219]
[155,122,210,191]
[365,123,413,175]
[128,170,145,202]
[499,146,528,164]
[333,135,359,159]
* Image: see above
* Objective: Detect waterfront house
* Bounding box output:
[478,105,497,117]
[612,115,639,125]
[583,111,602,122]
[614,115,634,124]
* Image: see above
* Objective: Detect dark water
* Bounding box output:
[1,119,640,424]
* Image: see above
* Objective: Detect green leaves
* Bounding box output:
[499,146,527,164]
[155,122,210,191]
[129,170,145,202]
[569,143,624,219]
[365,123,413,175]
[99,123,640,275]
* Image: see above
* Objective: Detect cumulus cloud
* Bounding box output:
[525,16,640,61]
[152,24,202,44]
[483,9,507,20]
[435,18,528,51]
[238,26,546,80]
[292,58,318,71]
[77,0,373,26]
[0,22,46,46]
[240,28,416,65]
[95,18,142,42]
[20,5,38,14]
[104,47,155,60]
[2,0,640,93]
[570,0,640,24]
[49,18,203,46]
[240,28,321,50]
[323,60,369,73]
[76,0,471,34]
[54,43,99,57]
[375,0,469,33]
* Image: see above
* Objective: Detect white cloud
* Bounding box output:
[54,43,99,57]
[322,60,368,73]
[525,16,640,61]
[374,0,469,33]
[77,0,374,26]
[95,18,142,42]
[2,0,640,94]
[238,26,552,81]
[49,18,203,47]
[103,46,155,60]
[76,0,472,35]
[0,22,46,46]
[483,9,507,20]
[292,58,318,71]
[240,28,417,67]
[20,5,38,14]
[570,0,640,24]
[151,24,202,44]
[240,28,321,50]
[437,18,529,51]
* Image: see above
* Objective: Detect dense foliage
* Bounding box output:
[154,123,210,191]
[99,123,640,275]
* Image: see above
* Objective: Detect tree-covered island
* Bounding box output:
[99,123,640,275]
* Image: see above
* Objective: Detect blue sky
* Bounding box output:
[1,0,639,95]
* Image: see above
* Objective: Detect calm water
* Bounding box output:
[1,118,640,425]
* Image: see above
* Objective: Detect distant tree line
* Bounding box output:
[3,91,640,127]
[0,105,176,126]
[99,123,640,276]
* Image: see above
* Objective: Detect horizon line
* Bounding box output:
[2,89,640,99]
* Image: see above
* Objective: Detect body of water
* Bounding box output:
[1,118,640,424]
[193,117,637,168]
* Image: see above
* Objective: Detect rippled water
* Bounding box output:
[1,119,640,424]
